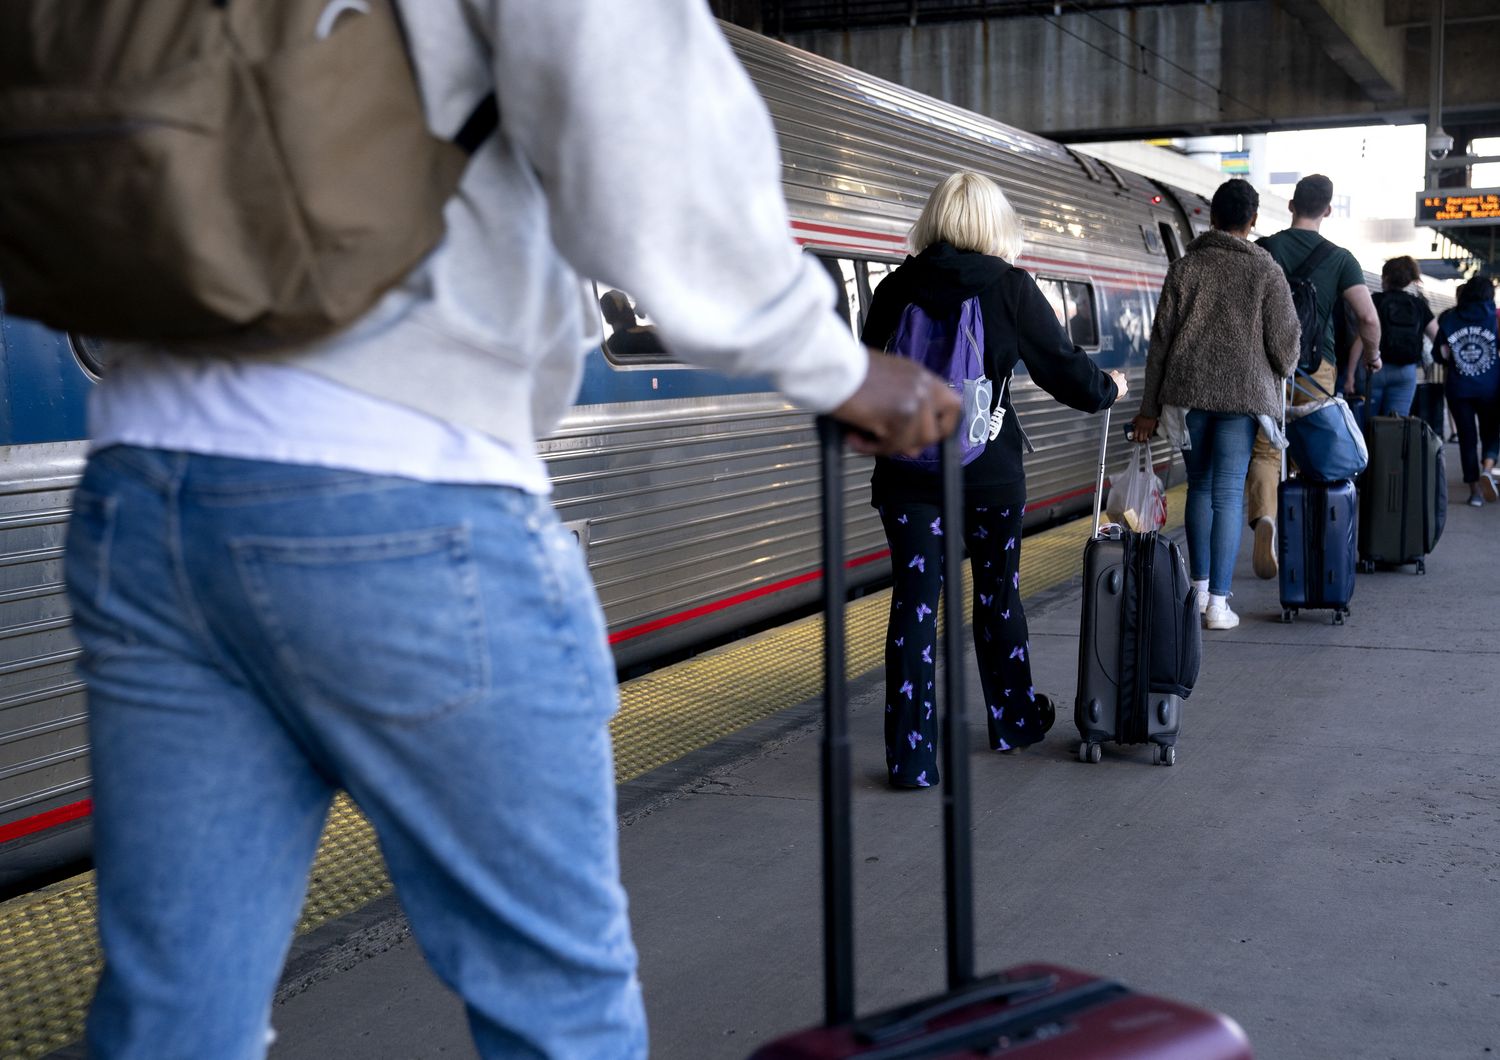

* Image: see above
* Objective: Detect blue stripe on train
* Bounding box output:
[575,347,776,404]
[0,310,91,446]
[0,275,1155,431]
[572,279,1152,405]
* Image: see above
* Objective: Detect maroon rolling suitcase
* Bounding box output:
[750,418,1252,1060]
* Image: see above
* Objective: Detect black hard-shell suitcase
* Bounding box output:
[750,418,1250,1059]
[1359,415,1446,574]
[1276,478,1357,624]
[1074,413,1200,768]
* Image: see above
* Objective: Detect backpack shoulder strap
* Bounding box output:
[388,1,498,154]
[1289,239,1337,283]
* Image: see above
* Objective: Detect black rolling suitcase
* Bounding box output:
[751,418,1250,1059]
[1074,412,1200,768]
[1359,415,1446,574]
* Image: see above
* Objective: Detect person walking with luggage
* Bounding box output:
[1436,275,1500,507]
[1345,256,1438,416]
[1243,175,1380,581]
[18,5,963,1058]
[861,171,1126,787]
[1129,179,1301,631]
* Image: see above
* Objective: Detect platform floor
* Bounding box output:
[259,480,1500,1060]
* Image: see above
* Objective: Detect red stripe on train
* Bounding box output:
[791,220,906,244]
[607,473,1117,647]
[0,798,92,845]
[0,479,1122,843]
[608,548,891,645]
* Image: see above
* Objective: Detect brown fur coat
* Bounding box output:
[1140,229,1301,419]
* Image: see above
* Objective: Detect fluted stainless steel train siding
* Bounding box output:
[540,25,1185,664]
[0,444,88,840]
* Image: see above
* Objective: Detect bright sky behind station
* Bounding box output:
[1263,123,1428,222]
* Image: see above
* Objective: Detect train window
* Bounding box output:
[1036,278,1068,330]
[1038,278,1098,347]
[596,286,674,365]
[864,261,895,297]
[1062,282,1099,347]
[813,254,859,335]
[854,259,899,331]
[69,334,111,379]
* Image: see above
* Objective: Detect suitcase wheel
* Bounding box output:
[1151,743,1177,767]
[1416,559,1426,575]
[1332,609,1346,626]
[1359,560,1376,574]
[1078,741,1102,764]
[1280,608,1295,624]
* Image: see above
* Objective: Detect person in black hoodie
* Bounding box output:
[861,171,1126,788]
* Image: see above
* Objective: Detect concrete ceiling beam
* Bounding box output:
[1279,0,1406,103]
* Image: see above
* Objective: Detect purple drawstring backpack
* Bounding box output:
[886,295,1011,471]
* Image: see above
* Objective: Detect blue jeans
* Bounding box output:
[65,447,645,1060]
[1181,411,1258,597]
[1357,362,1418,417]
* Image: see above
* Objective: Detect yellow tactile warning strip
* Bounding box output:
[0,488,1185,1057]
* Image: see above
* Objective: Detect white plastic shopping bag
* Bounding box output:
[1105,443,1167,532]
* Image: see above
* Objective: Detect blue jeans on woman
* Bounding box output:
[1181,411,1259,597]
[1356,362,1418,417]
[65,447,646,1060]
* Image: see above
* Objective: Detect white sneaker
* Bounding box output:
[1192,579,1209,614]
[1203,597,1240,630]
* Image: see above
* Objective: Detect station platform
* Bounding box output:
[5,466,1498,1059]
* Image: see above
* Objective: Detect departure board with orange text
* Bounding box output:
[1416,188,1500,228]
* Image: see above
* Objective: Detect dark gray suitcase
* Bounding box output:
[1074,414,1200,767]
[1359,415,1445,574]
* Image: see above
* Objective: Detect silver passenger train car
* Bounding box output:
[0,24,1347,888]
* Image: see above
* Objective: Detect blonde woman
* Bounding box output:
[861,171,1127,787]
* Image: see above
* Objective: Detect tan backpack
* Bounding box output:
[0,0,496,345]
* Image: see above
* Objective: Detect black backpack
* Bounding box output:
[1377,291,1426,366]
[1261,238,1337,375]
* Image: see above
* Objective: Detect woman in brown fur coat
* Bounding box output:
[1130,179,1301,630]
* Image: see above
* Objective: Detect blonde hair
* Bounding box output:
[909,171,1024,262]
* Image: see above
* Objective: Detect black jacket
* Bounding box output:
[861,242,1118,506]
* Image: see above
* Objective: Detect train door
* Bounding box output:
[1149,183,1197,262]
[1158,222,1182,262]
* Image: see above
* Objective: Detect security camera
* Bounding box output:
[1427,129,1454,160]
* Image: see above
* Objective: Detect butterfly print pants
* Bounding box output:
[877,499,1038,787]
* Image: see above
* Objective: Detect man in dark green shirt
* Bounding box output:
[1245,174,1381,579]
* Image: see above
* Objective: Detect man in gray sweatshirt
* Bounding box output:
[67,4,958,1058]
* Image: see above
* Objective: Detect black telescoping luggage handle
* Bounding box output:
[816,416,974,1026]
